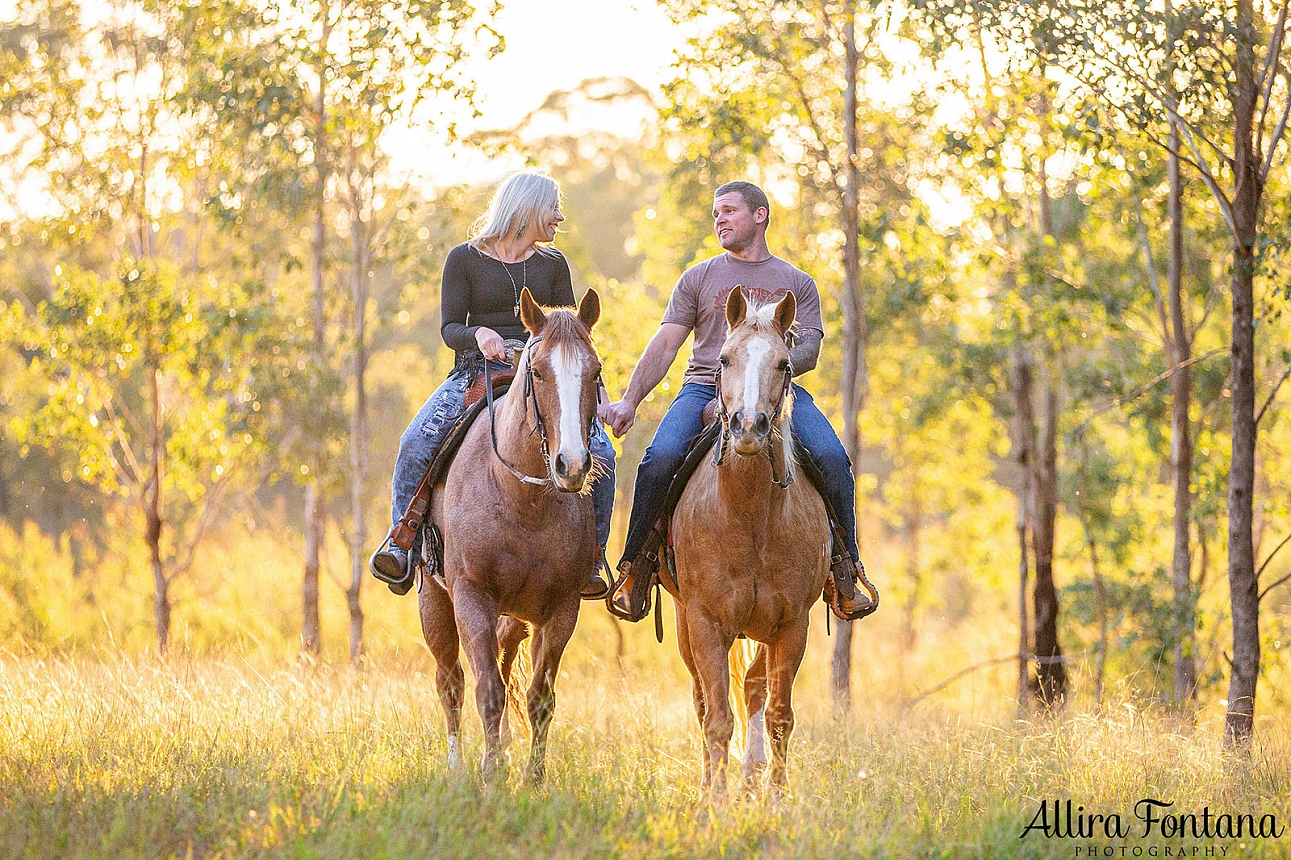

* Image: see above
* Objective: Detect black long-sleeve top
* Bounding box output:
[440,242,575,360]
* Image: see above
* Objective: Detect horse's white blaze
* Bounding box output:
[552,343,590,465]
[743,338,772,417]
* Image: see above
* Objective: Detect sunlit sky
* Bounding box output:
[392,0,684,187]
[0,0,685,208]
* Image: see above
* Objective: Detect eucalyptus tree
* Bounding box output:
[177,0,500,658]
[3,261,291,654]
[0,0,300,653]
[281,0,500,659]
[981,0,1291,748]
[172,0,342,657]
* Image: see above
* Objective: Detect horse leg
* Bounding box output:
[497,616,531,754]
[674,602,710,788]
[420,581,465,771]
[452,579,508,781]
[525,598,579,786]
[765,621,810,800]
[741,643,769,790]
[685,609,736,800]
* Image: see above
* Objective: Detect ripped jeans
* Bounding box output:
[389,363,616,559]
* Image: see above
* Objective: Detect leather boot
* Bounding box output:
[582,549,611,600]
[824,555,878,621]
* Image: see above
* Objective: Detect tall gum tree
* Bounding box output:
[1,0,295,653]
[284,0,500,660]
[979,0,1291,749]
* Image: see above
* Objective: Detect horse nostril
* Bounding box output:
[580,452,592,475]
[555,453,568,475]
[754,413,771,437]
[730,410,744,434]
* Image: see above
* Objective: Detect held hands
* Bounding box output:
[603,400,637,438]
[475,327,507,361]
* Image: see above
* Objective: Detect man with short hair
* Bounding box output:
[603,180,873,619]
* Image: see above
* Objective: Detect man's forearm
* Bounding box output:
[788,330,822,376]
[623,334,681,407]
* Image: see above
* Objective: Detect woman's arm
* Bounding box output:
[440,245,479,351]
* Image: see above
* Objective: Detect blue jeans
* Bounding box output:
[619,382,857,568]
[391,363,616,558]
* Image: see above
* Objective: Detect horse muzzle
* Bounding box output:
[729,410,771,456]
[552,448,593,492]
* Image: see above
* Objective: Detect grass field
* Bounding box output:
[2,597,1290,860]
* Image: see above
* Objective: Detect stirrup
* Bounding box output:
[825,555,879,621]
[607,556,657,622]
[369,535,415,596]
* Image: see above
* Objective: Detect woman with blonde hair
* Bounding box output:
[370,170,615,598]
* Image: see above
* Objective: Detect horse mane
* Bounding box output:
[730,296,797,483]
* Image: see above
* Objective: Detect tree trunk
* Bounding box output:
[302,481,323,657]
[1032,365,1065,706]
[832,0,867,713]
[1010,347,1036,711]
[147,365,169,656]
[347,220,370,662]
[899,490,921,688]
[302,4,332,660]
[1223,0,1261,750]
[1167,110,1197,704]
[830,615,854,713]
[1076,433,1108,710]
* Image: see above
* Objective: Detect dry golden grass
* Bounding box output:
[3,523,1290,857]
[2,633,1289,859]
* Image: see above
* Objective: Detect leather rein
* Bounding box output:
[484,335,601,488]
[711,357,795,489]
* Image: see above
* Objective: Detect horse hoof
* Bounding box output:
[480,750,510,784]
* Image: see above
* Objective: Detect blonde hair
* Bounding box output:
[468,170,562,250]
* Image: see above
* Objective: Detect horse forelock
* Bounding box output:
[537,308,595,354]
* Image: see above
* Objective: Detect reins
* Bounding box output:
[711,358,795,489]
[486,337,551,487]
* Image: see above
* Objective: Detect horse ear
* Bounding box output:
[577,288,600,330]
[773,290,797,337]
[725,286,747,330]
[519,287,545,335]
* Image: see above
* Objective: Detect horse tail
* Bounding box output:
[728,638,759,753]
[497,615,533,749]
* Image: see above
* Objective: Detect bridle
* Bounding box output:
[711,348,795,488]
[485,334,601,488]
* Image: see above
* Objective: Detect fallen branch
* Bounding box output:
[901,651,1088,715]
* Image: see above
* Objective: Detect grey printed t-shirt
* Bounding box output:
[661,253,824,387]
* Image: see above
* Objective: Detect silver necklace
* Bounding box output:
[498,256,526,317]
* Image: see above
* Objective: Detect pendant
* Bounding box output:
[513,301,521,318]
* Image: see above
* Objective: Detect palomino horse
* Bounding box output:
[668,287,830,799]
[421,286,602,782]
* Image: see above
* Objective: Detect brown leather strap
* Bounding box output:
[390,467,435,550]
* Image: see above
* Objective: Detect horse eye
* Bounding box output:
[777,360,790,372]
[531,368,544,381]
[718,355,729,367]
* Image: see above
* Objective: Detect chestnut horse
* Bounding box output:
[421,286,602,782]
[668,287,830,799]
